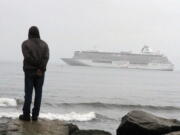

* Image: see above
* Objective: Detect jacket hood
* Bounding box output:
[28,26,40,39]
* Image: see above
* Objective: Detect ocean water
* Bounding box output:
[1,62,180,134]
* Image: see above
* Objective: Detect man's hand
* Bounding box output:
[36,69,43,77]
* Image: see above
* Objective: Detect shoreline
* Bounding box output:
[0,117,111,135]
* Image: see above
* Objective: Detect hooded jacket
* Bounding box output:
[22,26,49,72]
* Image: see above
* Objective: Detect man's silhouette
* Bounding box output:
[19,26,49,121]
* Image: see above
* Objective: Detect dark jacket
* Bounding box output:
[22,38,49,72]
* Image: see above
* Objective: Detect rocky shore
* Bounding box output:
[0,117,111,135]
[2,110,180,135]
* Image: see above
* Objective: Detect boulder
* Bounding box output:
[71,129,112,135]
[117,110,180,135]
[165,131,180,135]
[66,123,79,135]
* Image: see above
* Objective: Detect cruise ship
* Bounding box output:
[62,46,174,71]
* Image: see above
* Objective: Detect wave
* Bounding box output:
[2,97,180,112]
[0,98,17,107]
[0,112,96,122]
[56,102,180,111]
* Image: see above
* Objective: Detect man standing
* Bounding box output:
[19,26,49,121]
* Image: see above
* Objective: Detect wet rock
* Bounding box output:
[71,129,112,135]
[0,118,70,135]
[0,118,111,135]
[117,110,180,135]
[165,131,180,135]
[66,123,79,135]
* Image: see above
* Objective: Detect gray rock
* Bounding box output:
[71,130,112,135]
[0,118,69,135]
[66,123,79,135]
[117,110,180,135]
[0,118,111,135]
[165,131,180,135]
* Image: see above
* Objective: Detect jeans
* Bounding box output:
[23,70,45,118]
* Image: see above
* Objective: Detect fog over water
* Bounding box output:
[0,0,180,69]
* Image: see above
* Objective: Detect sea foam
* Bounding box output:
[0,112,96,122]
[40,112,96,121]
[0,98,17,107]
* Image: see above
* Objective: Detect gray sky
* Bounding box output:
[0,0,180,69]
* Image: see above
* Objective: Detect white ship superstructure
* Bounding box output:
[62,46,174,71]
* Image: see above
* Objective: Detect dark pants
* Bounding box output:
[23,71,45,118]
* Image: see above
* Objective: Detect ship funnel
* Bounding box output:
[141,46,153,54]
